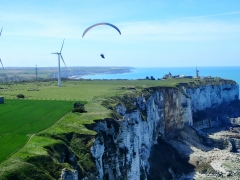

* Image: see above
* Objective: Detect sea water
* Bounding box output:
[82,66,240,87]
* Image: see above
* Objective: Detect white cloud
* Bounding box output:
[81,19,240,43]
[121,20,240,35]
[2,8,240,42]
[181,11,240,19]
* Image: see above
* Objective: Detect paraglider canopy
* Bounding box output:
[82,22,121,38]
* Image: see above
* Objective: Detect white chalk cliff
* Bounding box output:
[86,81,239,180]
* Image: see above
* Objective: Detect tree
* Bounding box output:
[150,76,155,80]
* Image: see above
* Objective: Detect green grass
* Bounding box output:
[0,78,235,178]
[40,102,111,135]
[0,102,111,179]
[0,79,234,161]
[1,78,229,101]
[0,99,74,162]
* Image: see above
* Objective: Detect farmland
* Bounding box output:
[0,99,74,162]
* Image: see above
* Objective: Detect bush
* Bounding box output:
[150,76,155,80]
[17,94,25,99]
[72,106,87,113]
[73,102,84,108]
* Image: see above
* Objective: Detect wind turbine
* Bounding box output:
[0,59,4,69]
[0,27,2,36]
[51,39,67,87]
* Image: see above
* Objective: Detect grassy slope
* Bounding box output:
[0,102,110,179]
[0,78,236,179]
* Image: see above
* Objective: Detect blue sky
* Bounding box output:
[0,0,240,67]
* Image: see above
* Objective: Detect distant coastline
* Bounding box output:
[81,66,240,88]
[72,68,135,79]
[0,66,134,82]
[0,67,239,89]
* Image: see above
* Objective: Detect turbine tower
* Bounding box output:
[0,59,4,69]
[0,27,2,36]
[51,39,67,87]
[35,65,38,80]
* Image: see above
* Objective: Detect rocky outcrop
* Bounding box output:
[87,80,239,180]
[61,169,78,180]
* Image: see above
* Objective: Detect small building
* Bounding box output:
[172,75,180,78]
[179,75,186,78]
[0,96,4,104]
[163,72,172,79]
[178,75,193,78]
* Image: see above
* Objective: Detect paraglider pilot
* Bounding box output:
[100,54,105,58]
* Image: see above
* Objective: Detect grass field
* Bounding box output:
[0,99,74,162]
[0,78,234,178]
[0,78,206,101]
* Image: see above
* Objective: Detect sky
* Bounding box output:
[0,0,240,67]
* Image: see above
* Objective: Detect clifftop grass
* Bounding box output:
[0,78,236,100]
[0,78,236,179]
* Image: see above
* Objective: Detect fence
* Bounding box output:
[3,97,84,101]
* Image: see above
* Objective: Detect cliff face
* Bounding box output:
[90,89,186,180]
[185,83,239,112]
[87,82,239,180]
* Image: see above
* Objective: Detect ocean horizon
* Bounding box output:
[82,66,240,86]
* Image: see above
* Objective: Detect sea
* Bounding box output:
[82,66,240,87]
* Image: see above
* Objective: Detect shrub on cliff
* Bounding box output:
[72,102,87,113]
[17,94,25,99]
[73,102,84,108]
[72,106,87,113]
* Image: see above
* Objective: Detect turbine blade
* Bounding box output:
[60,39,65,53]
[51,52,58,54]
[61,55,67,67]
[0,27,2,36]
[0,59,4,69]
